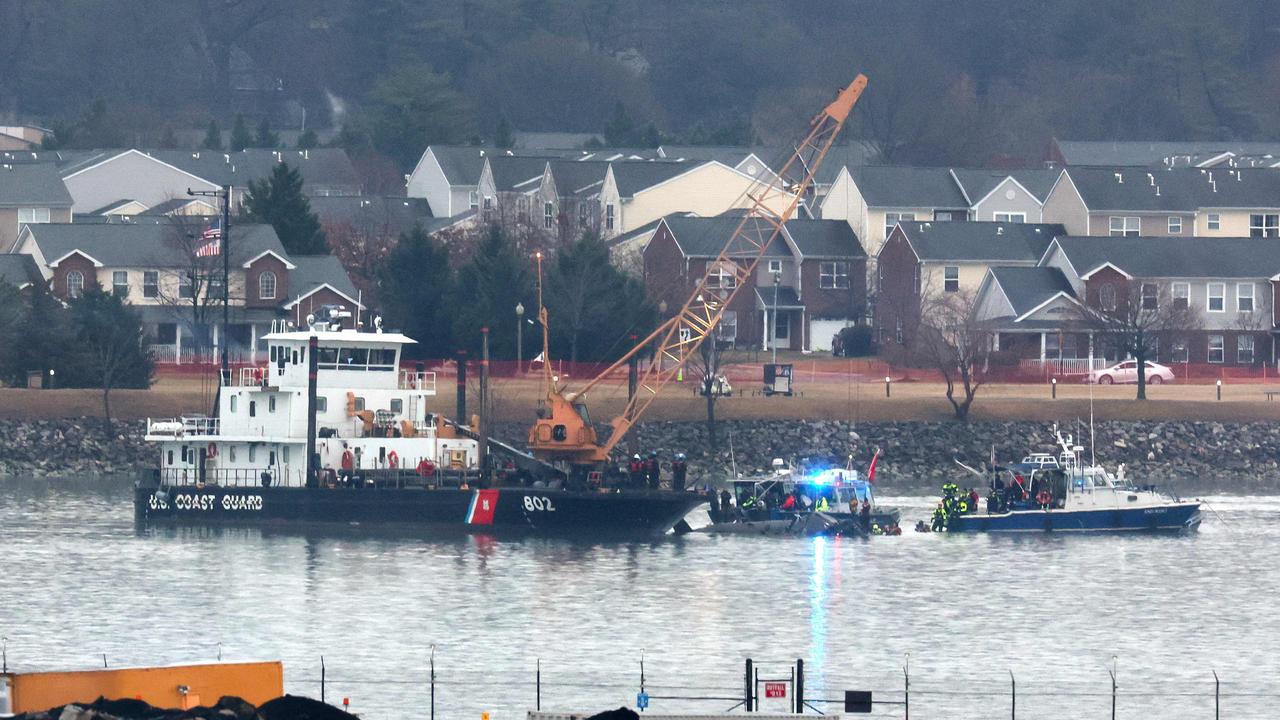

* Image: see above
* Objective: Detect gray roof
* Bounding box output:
[513,131,602,150]
[547,160,610,197]
[610,161,701,198]
[289,254,359,301]
[951,168,1061,204]
[988,266,1077,317]
[898,221,1065,262]
[0,253,41,287]
[1055,140,1280,167]
[0,163,73,207]
[659,215,792,258]
[813,142,882,185]
[1064,166,1280,211]
[23,221,288,268]
[783,219,864,258]
[848,166,968,208]
[309,196,434,239]
[487,156,553,192]
[146,148,360,191]
[1050,235,1280,279]
[754,286,804,309]
[144,198,211,215]
[87,199,142,215]
[426,146,495,186]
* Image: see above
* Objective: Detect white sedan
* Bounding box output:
[1087,360,1176,385]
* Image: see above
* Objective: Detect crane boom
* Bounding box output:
[529,74,868,466]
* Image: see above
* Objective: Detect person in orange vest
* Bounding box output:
[340,443,355,487]
[627,454,644,487]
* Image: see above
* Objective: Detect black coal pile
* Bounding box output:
[12,695,354,720]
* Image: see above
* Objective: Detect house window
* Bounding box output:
[483,196,493,210]
[259,271,277,300]
[1171,341,1188,363]
[1207,213,1221,231]
[469,190,478,210]
[767,259,782,275]
[208,276,226,300]
[718,310,737,341]
[543,202,554,229]
[1172,282,1189,309]
[884,212,915,237]
[1168,216,1182,234]
[894,318,903,344]
[1250,214,1279,237]
[775,312,790,340]
[66,270,84,298]
[143,271,158,298]
[1208,335,1225,363]
[1109,216,1140,237]
[994,212,1025,223]
[1207,282,1225,312]
[179,273,194,299]
[18,207,50,224]
[943,266,959,292]
[605,203,615,230]
[1238,283,1254,313]
[1141,282,1158,310]
[706,262,738,289]
[1099,284,1117,311]
[934,210,963,221]
[112,270,128,297]
[820,261,850,289]
[1238,335,1255,364]
[578,204,588,228]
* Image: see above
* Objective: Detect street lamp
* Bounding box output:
[515,301,525,374]
[771,270,781,364]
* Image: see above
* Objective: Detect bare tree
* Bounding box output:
[152,215,247,362]
[686,334,728,450]
[911,289,993,421]
[1076,280,1202,400]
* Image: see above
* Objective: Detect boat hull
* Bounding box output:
[947,503,1202,533]
[134,483,706,538]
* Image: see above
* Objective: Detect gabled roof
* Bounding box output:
[547,160,610,197]
[754,286,804,309]
[144,197,217,215]
[1049,235,1280,279]
[0,163,74,207]
[1060,165,1280,211]
[88,199,145,215]
[146,148,360,190]
[286,255,360,305]
[896,221,1064,262]
[610,161,703,198]
[783,219,864,258]
[951,168,1061,204]
[0,253,42,288]
[487,156,554,192]
[988,266,1078,318]
[658,215,791,258]
[424,145,496,186]
[813,142,881,185]
[21,222,289,269]
[848,166,968,208]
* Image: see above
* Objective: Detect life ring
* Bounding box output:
[1036,490,1051,507]
[207,443,218,458]
[417,459,436,477]
[388,451,399,469]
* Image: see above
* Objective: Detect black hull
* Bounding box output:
[134,483,706,539]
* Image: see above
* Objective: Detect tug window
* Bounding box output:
[249,400,257,417]
[167,450,174,466]
[269,395,277,413]
[249,446,257,463]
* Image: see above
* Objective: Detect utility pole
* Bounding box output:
[188,184,233,378]
[772,270,781,364]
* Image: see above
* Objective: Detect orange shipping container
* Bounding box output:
[0,661,283,714]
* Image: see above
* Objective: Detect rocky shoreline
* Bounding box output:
[3,417,1279,494]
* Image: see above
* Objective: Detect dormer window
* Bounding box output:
[259,271,277,300]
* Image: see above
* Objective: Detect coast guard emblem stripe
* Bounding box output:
[466,489,500,525]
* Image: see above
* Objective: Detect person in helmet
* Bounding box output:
[671,452,688,491]
[628,454,644,487]
[931,502,948,532]
[645,451,661,489]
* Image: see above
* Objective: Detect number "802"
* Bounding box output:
[523,495,556,512]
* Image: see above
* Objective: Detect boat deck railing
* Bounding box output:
[147,416,220,437]
[152,466,480,490]
[398,370,437,392]
[221,367,269,387]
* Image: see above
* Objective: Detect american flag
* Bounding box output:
[195,217,221,257]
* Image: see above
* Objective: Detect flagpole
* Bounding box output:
[220,183,231,378]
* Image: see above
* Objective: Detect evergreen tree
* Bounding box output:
[244,162,327,255]
[230,114,253,151]
[158,126,179,149]
[377,225,455,358]
[494,115,514,149]
[15,284,74,388]
[296,129,319,149]
[254,117,279,148]
[603,102,635,147]
[0,282,27,386]
[63,291,154,435]
[202,119,223,150]
[364,63,476,168]
[545,230,655,363]
[452,225,533,358]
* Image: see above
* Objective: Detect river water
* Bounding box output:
[2,477,1277,719]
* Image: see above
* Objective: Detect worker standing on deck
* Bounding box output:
[628,454,644,487]
[340,444,354,487]
[645,451,661,489]
[968,487,980,513]
[860,499,872,532]
[671,453,688,491]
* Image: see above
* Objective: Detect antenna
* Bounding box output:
[1089,378,1096,467]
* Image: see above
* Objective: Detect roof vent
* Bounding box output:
[193,151,200,160]
[1114,172,1123,183]
[479,150,486,157]
[30,152,36,160]
[1155,185,1161,196]
[224,154,230,164]
[304,149,309,160]
[1035,228,1041,233]
[1211,180,1217,193]
[996,226,1004,235]
[1147,173,1154,185]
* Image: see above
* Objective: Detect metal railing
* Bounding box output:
[1019,358,1109,374]
[150,466,480,490]
[147,416,220,437]
[219,366,270,387]
[399,370,438,392]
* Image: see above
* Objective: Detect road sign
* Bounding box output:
[764,682,787,698]
[636,692,649,710]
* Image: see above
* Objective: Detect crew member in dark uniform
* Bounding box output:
[628,454,644,487]
[645,451,661,489]
[671,453,687,491]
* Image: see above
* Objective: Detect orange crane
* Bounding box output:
[528,73,868,468]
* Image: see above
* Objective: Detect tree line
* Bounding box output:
[4,1,1276,172]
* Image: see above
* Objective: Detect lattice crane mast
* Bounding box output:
[528,74,868,467]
